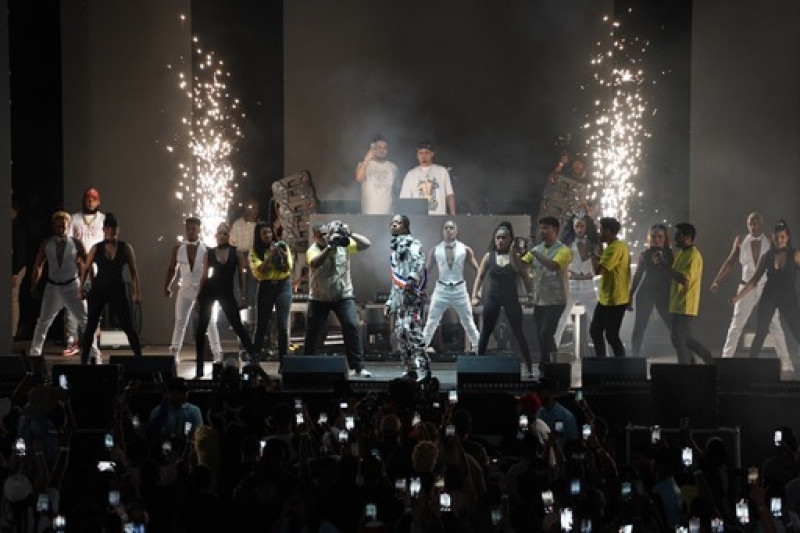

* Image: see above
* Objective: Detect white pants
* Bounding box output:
[722,284,791,369]
[170,285,223,360]
[422,283,480,350]
[554,283,597,349]
[30,280,98,356]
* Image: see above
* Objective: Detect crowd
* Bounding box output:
[1,367,799,532]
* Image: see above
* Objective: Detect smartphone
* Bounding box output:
[570,478,581,495]
[682,447,693,467]
[491,506,502,525]
[369,142,376,150]
[675,528,687,533]
[689,517,700,533]
[339,401,348,410]
[619,525,632,533]
[775,429,783,446]
[580,518,592,533]
[434,477,445,489]
[365,503,377,519]
[104,432,114,449]
[554,421,564,433]
[410,477,421,498]
[446,424,456,437]
[575,389,583,402]
[439,492,451,512]
[736,499,749,524]
[395,478,407,493]
[14,437,26,456]
[97,460,116,472]
[162,440,172,456]
[53,515,66,529]
[748,466,758,484]
[560,507,573,531]
[338,430,349,443]
[184,421,193,436]
[771,497,782,517]
[710,518,724,533]
[448,390,458,404]
[345,415,355,431]
[621,482,632,500]
[131,414,141,429]
[58,374,69,390]
[412,412,421,426]
[108,490,120,506]
[318,412,328,425]
[259,439,267,454]
[651,425,661,443]
[296,412,305,426]
[36,493,49,513]
[582,423,592,440]
[542,490,554,513]
[519,415,529,431]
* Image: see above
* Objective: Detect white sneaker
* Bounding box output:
[349,368,372,378]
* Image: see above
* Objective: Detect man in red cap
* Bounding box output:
[64,187,106,356]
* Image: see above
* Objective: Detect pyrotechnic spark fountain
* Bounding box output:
[583,13,650,236]
[167,32,245,244]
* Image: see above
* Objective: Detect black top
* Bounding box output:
[93,240,129,290]
[763,247,798,298]
[637,247,674,296]
[487,250,519,299]
[201,246,239,297]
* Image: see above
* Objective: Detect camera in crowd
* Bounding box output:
[326,220,352,247]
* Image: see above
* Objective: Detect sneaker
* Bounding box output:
[63,341,80,357]
[349,368,373,378]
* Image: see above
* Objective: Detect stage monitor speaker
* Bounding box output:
[582,357,648,389]
[540,363,572,392]
[651,363,717,428]
[457,356,520,390]
[716,357,780,391]
[50,364,122,430]
[281,355,348,389]
[108,356,176,383]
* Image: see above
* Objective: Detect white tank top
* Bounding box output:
[177,241,207,288]
[434,240,466,284]
[739,234,769,287]
[568,240,595,292]
[46,238,80,282]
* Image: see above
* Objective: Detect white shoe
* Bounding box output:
[349,368,372,378]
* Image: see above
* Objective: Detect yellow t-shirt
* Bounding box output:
[249,242,293,282]
[669,246,703,316]
[597,239,631,306]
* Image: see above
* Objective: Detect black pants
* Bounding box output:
[590,303,627,357]
[252,278,292,362]
[750,292,800,358]
[670,313,713,364]
[196,293,254,377]
[303,298,365,372]
[82,285,141,363]
[478,294,531,366]
[534,304,566,365]
[631,288,671,358]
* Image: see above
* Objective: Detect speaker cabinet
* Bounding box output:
[582,357,648,389]
[651,363,717,428]
[108,355,176,383]
[281,355,348,388]
[50,364,122,429]
[457,356,520,390]
[716,357,780,391]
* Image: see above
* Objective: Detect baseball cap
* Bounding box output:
[84,188,101,201]
[416,140,434,151]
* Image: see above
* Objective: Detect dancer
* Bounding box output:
[64,187,106,356]
[526,216,572,368]
[80,213,142,364]
[164,217,223,363]
[628,224,674,358]
[712,212,792,371]
[589,217,631,357]
[304,220,372,377]
[29,212,98,359]
[250,220,293,365]
[385,214,430,382]
[472,222,534,377]
[553,214,601,355]
[194,222,256,378]
[660,222,713,365]
[421,220,480,353]
[731,220,800,364]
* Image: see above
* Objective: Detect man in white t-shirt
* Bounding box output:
[399,141,456,216]
[354,135,398,215]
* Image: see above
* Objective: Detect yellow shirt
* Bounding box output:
[597,239,631,306]
[249,242,293,282]
[669,246,703,316]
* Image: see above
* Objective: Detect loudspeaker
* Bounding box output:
[457,356,520,390]
[540,362,572,392]
[582,357,648,389]
[716,357,780,391]
[651,363,717,428]
[50,364,122,429]
[108,356,176,383]
[281,355,348,388]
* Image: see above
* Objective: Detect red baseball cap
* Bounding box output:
[84,188,101,201]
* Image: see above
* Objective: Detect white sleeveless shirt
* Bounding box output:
[177,241,207,289]
[434,241,466,284]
